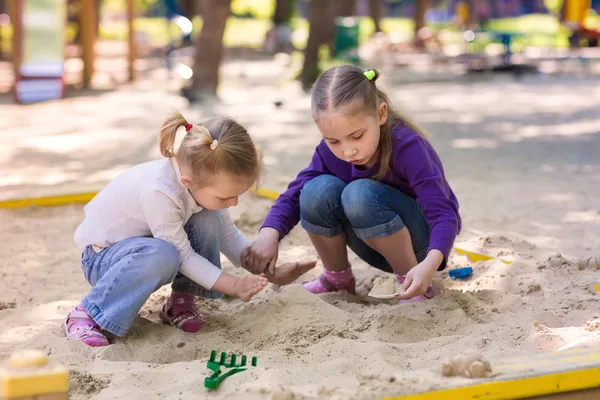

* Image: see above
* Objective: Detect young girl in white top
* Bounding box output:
[66,112,315,346]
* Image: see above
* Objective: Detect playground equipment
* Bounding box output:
[7,0,137,103]
[561,0,600,45]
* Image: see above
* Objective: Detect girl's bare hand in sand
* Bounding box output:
[242,227,280,275]
[396,250,443,300]
[264,260,317,286]
[235,274,268,302]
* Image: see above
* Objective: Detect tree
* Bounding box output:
[334,0,356,17]
[300,0,334,90]
[412,0,429,49]
[189,0,231,98]
[368,0,383,34]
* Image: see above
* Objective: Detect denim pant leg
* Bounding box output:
[170,209,224,299]
[341,179,431,267]
[299,175,347,237]
[80,237,180,337]
[299,175,394,272]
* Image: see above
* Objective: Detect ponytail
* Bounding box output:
[158,111,261,185]
[159,112,188,158]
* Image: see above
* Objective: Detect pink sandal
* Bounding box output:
[160,292,205,333]
[64,306,110,347]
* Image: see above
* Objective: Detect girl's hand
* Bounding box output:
[396,250,443,300]
[234,274,268,302]
[242,227,280,275]
[264,260,317,286]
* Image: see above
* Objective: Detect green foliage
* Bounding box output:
[231,0,274,19]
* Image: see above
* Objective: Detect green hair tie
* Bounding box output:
[363,70,376,81]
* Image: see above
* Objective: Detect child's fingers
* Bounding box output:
[241,246,250,262]
[250,256,262,273]
[396,281,422,300]
[267,257,277,275]
[247,281,267,295]
[245,254,257,273]
[401,274,413,290]
[257,258,270,274]
[298,260,317,274]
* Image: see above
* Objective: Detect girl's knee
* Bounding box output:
[300,175,346,214]
[147,239,180,281]
[186,209,222,234]
[341,179,381,220]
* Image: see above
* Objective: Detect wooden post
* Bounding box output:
[126,0,135,82]
[80,0,96,88]
[8,0,20,79]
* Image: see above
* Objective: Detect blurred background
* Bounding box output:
[0,0,599,256]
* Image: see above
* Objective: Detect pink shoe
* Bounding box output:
[397,275,441,303]
[302,267,356,294]
[64,305,110,347]
[160,292,205,333]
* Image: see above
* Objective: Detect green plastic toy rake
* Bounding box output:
[204,350,258,389]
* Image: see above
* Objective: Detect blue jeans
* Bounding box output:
[300,176,430,273]
[80,210,224,337]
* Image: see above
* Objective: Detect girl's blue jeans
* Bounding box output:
[299,175,431,273]
[79,210,223,337]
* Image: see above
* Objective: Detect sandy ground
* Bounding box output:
[1,60,600,399]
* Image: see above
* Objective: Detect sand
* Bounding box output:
[368,276,403,297]
[1,60,600,399]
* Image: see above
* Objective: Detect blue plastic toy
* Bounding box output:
[449,267,473,279]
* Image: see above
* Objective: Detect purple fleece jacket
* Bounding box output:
[261,121,461,262]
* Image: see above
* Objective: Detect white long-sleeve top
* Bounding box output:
[74,158,250,289]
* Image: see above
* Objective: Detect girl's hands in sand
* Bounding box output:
[264,260,317,286]
[396,250,443,300]
[242,227,280,275]
[234,274,268,302]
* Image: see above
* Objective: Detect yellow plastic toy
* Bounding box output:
[0,350,69,400]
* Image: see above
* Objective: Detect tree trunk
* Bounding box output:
[300,0,334,90]
[368,0,382,33]
[273,0,292,25]
[191,0,231,96]
[180,0,197,18]
[413,0,429,49]
[69,0,102,44]
[465,0,476,26]
[335,0,356,17]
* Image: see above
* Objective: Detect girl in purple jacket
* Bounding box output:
[244,65,461,302]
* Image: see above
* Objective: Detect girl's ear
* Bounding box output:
[378,102,388,126]
[181,175,194,189]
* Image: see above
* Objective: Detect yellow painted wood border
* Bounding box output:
[0,187,277,209]
[0,192,98,209]
[382,367,600,400]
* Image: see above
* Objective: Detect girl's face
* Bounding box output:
[182,172,254,210]
[316,101,387,169]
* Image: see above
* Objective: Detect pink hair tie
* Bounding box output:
[185,123,193,132]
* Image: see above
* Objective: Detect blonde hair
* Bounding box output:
[158,111,260,184]
[311,65,428,180]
